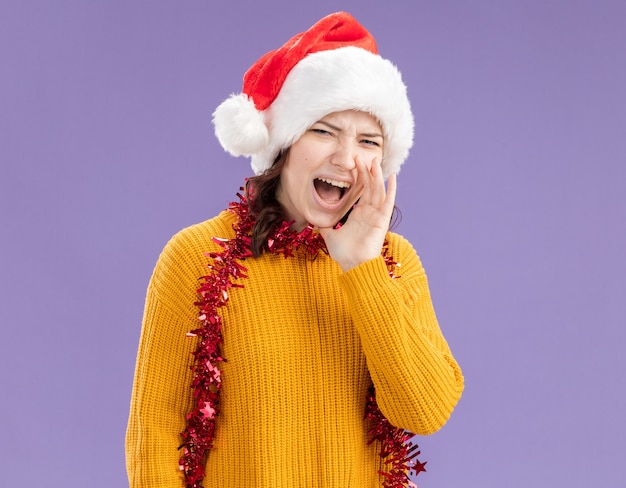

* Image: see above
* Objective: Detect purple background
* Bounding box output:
[1,1,624,486]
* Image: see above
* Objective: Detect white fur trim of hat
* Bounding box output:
[212,12,414,177]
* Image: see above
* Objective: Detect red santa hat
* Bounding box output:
[213,12,414,177]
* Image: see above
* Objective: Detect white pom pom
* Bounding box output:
[212,94,269,157]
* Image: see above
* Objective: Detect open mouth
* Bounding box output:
[313,177,351,204]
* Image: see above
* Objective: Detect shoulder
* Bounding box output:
[385,231,417,260]
[151,210,237,293]
[384,231,426,275]
[165,210,237,258]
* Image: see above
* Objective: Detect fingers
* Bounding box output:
[355,155,382,205]
[381,173,397,219]
[354,156,395,213]
[370,156,388,205]
[353,155,370,201]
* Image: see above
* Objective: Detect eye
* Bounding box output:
[311,128,333,136]
[361,139,381,147]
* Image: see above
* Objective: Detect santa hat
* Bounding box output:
[213,12,414,177]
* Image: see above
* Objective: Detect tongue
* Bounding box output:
[314,180,341,203]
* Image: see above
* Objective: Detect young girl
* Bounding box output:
[126,12,464,488]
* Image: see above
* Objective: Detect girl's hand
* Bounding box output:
[318,156,397,272]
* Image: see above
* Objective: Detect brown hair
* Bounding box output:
[245,152,288,257]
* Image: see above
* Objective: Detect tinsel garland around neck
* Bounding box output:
[178,192,426,488]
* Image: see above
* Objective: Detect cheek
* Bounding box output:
[359,149,383,169]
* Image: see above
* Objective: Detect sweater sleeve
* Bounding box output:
[337,235,464,436]
[125,217,232,487]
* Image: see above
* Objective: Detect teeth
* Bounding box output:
[318,178,351,189]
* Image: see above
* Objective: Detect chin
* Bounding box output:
[306,210,348,230]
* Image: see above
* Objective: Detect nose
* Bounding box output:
[330,140,357,170]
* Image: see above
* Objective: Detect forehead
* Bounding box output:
[316,110,382,132]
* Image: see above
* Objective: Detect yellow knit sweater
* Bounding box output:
[126,209,464,488]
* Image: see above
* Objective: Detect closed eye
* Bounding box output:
[361,139,381,147]
[311,128,333,136]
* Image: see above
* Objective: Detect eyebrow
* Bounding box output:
[316,120,384,139]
